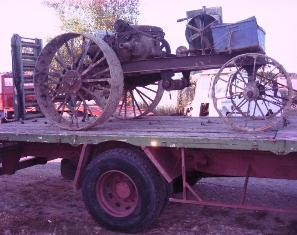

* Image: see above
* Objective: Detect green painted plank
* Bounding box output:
[0,116,295,155]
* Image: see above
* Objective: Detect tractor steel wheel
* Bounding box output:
[81,148,167,233]
[34,33,123,130]
[212,53,293,132]
[114,81,164,119]
[114,39,170,119]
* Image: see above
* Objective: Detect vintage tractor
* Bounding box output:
[34,6,293,132]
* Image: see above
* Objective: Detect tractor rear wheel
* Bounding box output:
[34,33,123,130]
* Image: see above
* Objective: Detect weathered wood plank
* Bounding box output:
[0,116,295,155]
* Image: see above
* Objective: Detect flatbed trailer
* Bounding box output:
[1,115,297,233]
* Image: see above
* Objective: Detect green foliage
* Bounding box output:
[177,81,196,114]
[154,106,179,116]
[44,0,140,32]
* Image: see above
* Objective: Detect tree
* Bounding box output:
[176,77,197,115]
[44,0,140,32]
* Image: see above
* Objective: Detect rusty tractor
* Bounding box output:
[34,6,292,132]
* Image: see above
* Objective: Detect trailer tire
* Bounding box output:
[122,147,170,215]
[60,159,77,181]
[81,148,167,233]
[172,172,202,193]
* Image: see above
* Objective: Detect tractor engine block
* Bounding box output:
[104,20,166,62]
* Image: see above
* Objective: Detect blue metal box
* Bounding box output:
[211,16,265,53]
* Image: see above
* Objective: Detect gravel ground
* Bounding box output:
[0,160,297,235]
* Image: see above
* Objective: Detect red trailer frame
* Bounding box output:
[0,116,297,232]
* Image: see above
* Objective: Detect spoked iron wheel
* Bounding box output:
[114,39,170,119]
[115,81,164,119]
[212,53,292,132]
[34,33,123,130]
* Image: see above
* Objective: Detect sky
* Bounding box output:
[0,0,296,73]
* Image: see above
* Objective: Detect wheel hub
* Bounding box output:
[96,170,139,217]
[63,70,82,93]
[115,182,131,199]
[243,82,259,101]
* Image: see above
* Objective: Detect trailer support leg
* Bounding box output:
[181,148,202,201]
[169,150,297,213]
[73,144,91,190]
[240,165,251,205]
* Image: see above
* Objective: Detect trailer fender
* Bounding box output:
[73,141,143,190]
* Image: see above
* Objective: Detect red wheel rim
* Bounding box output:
[96,170,139,217]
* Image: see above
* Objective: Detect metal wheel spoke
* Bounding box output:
[81,56,106,76]
[118,95,125,115]
[142,85,158,93]
[135,88,154,103]
[65,41,76,67]
[55,51,68,71]
[78,92,94,117]
[252,101,257,117]
[80,86,97,98]
[75,101,82,112]
[56,94,70,112]
[130,90,137,117]
[92,50,103,63]
[89,67,110,78]
[246,100,251,115]
[261,97,283,108]
[236,74,248,85]
[124,91,127,118]
[130,90,143,115]
[216,92,242,100]
[257,73,287,88]
[76,38,91,71]
[48,71,63,79]
[233,63,247,84]
[255,101,265,118]
[49,84,65,96]
[94,84,111,92]
[50,91,65,102]
[265,94,285,103]
[236,98,248,110]
[230,83,244,91]
[252,55,257,81]
[257,71,279,81]
[262,100,270,112]
[217,76,228,83]
[82,78,109,83]
[267,65,278,78]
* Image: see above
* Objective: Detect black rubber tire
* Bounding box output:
[60,159,77,181]
[81,148,167,233]
[172,172,202,193]
[124,147,170,215]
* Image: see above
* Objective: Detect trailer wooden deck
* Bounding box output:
[1,115,297,155]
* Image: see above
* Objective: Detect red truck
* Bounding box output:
[0,73,14,120]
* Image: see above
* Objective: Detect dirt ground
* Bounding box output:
[0,159,297,235]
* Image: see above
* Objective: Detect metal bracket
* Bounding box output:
[73,144,91,190]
